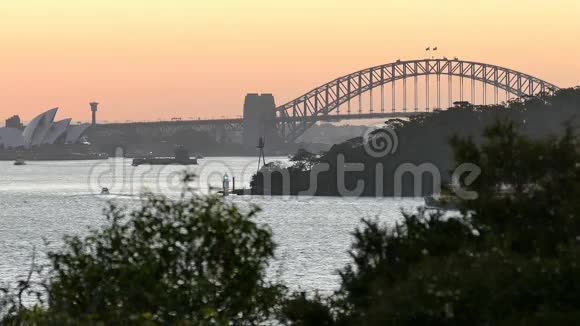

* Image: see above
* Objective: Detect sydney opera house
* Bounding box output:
[0,108,90,150]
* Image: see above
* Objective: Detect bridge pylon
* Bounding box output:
[242,93,278,148]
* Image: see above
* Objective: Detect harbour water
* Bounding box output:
[0,158,422,294]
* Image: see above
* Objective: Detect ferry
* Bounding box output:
[132,146,198,166]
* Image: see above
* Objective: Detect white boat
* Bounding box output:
[14,159,26,166]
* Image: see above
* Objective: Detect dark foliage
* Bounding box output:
[289,148,321,172]
[281,118,580,325]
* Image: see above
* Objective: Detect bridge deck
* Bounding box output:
[98,111,425,128]
[99,118,243,128]
[287,111,424,122]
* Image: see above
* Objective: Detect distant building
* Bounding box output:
[0,128,25,149]
[5,115,23,129]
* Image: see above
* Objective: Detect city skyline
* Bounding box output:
[1,0,579,122]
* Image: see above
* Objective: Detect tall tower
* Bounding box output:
[90,102,99,125]
[242,94,276,148]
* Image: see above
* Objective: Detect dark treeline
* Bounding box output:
[251,88,580,196]
[86,125,307,157]
[86,126,250,157]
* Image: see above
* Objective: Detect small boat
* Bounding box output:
[100,187,110,195]
[14,159,26,166]
[424,195,460,210]
[217,188,251,196]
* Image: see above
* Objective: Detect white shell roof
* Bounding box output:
[22,108,58,147]
[0,127,25,148]
[65,124,90,144]
[42,119,72,144]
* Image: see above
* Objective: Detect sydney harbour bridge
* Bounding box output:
[98,58,560,145]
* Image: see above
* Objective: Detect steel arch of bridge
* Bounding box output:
[276,58,560,142]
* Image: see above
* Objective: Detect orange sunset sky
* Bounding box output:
[1,0,579,123]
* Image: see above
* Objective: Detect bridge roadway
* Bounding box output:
[99,117,244,128]
[280,111,422,122]
[98,111,423,128]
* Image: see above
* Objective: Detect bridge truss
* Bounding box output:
[276,58,560,142]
